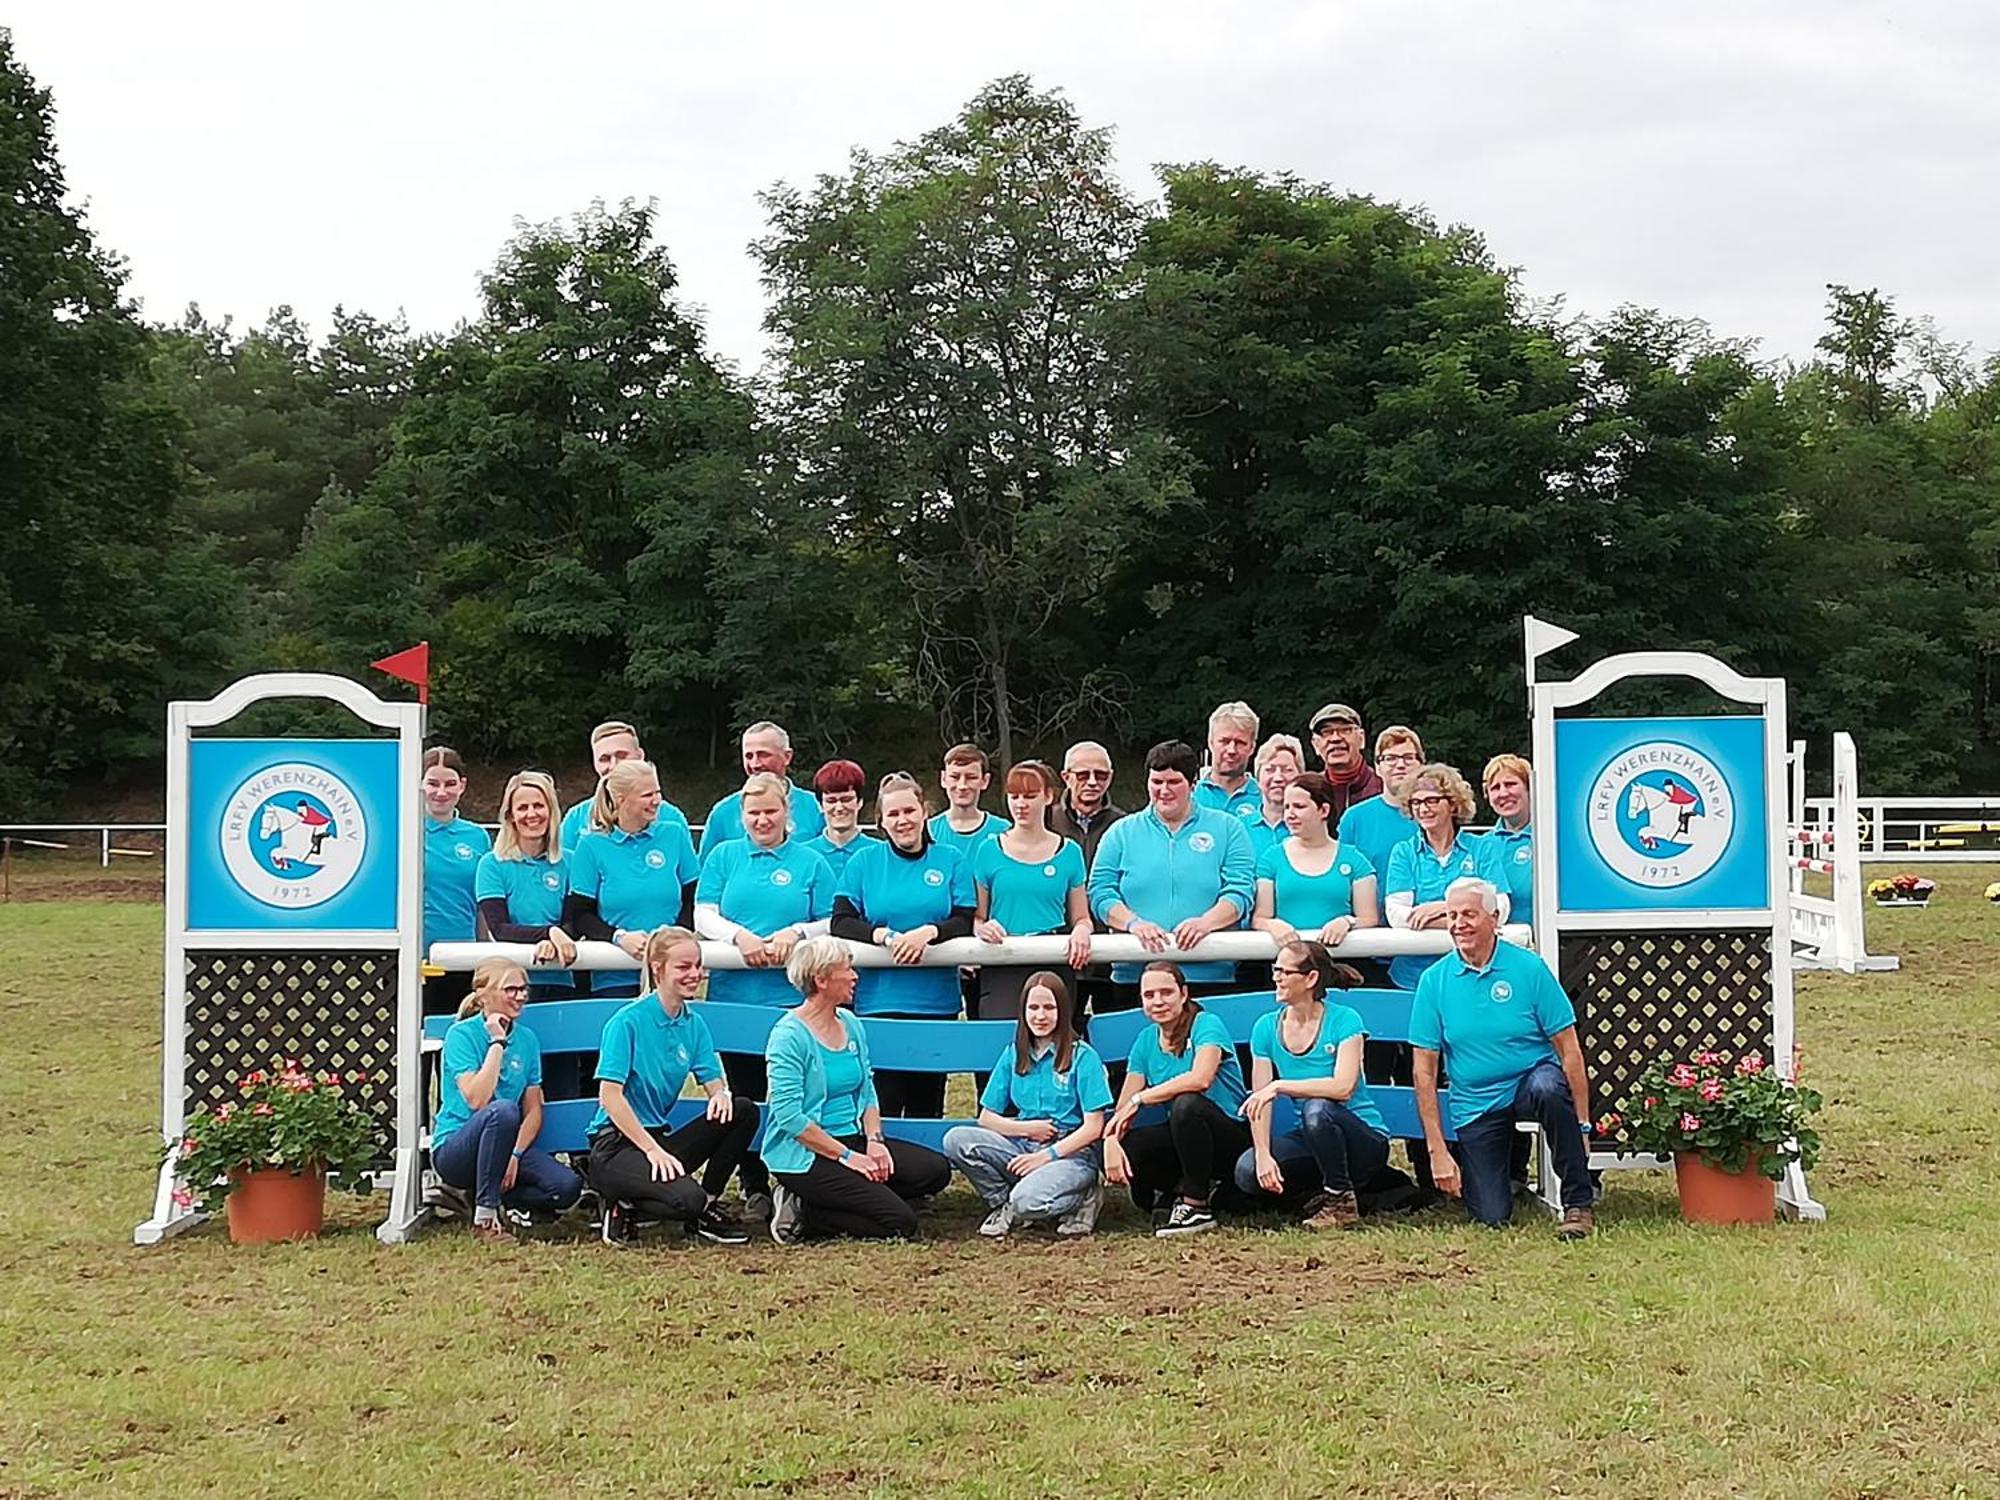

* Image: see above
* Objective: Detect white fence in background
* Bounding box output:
[1799,796,2000,863]
[0,823,168,866]
[1787,736,1897,973]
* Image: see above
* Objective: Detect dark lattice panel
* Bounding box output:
[1559,930,1772,1146]
[182,952,400,1126]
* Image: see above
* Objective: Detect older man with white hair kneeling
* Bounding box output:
[1411,878,1597,1239]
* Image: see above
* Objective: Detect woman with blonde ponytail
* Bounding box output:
[562,759,699,998]
[432,959,583,1245]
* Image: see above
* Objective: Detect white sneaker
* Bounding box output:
[769,1183,806,1246]
[1057,1180,1104,1238]
[977,1204,1017,1239]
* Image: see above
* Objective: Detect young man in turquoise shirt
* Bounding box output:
[1332,725,1426,881]
[1087,741,1257,1001]
[699,721,825,860]
[1411,879,1595,1238]
[928,743,1005,858]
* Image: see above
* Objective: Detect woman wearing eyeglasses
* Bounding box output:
[431,958,584,1245]
[1383,762,1510,989]
[805,759,874,883]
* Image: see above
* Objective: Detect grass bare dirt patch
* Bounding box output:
[3,874,1999,1496]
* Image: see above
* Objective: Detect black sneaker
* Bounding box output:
[743,1191,774,1222]
[431,1182,473,1222]
[601,1200,632,1246]
[688,1203,750,1245]
[1155,1200,1217,1238]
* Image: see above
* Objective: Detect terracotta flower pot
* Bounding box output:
[225,1165,328,1244]
[1673,1152,1776,1225]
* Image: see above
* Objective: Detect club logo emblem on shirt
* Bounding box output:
[677,1046,689,1064]
[221,763,367,909]
[1189,832,1215,854]
[1491,980,1514,1003]
[924,868,945,887]
[1515,844,1532,864]
[542,871,561,890]
[771,868,793,887]
[645,850,666,870]
[1043,864,1057,878]
[455,842,475,861]
[1588,741,1734,889]
[1238,804,1257,819]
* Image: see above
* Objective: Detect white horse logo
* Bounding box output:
[257,799,333,871]
[1625,777,1699,852]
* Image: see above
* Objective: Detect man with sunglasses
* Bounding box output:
[1051,741,1127,867]
[1307,703,1383,822]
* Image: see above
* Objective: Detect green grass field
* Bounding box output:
[3,880,1998,1498]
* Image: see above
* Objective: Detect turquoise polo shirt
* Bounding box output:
[474,849,573,990]
[838,839,975,1016]
[927,810,1005,863]
[586,994,723,1136]
[695,837,837,1006]
[699,782,825,862]
[1192,774,1263,824]
[1249,1004,1387,1137]
[763,1009,879,1176]
[1477,823,1535,926]
[979,1039,1113,1134]
[1087,805,1256,983]
[805,830,875,885]
[972,837,1086,936]
[422,816,491,952]
[1126,1009,1248,1121]
[1255,841,1376,931]
[1334,796,1417,896]
[1384,833,1511,988]
[1409,938,1575,1132]
[566,819,699,936]
[1247,816,1289,862]
[433,1014,542,1148]
[559,799,694,871]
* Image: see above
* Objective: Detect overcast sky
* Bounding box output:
[11,2,1996,377]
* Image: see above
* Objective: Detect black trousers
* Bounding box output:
[586,1104,760,1222]
[1120,1093,1253,1206]
[866,1013,947,1118]
[719,1053,771,1195]
[772,1134,952,1240]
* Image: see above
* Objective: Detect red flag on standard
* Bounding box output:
[370,642,430,704]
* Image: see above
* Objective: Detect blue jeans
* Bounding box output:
[1452,1060,1593,1224]
[433,1097,583,1212]
[943,1126,1102,1222]
[1234,1098,1392,1200]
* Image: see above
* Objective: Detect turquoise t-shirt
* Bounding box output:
[699,783,826,862]
[558,799,694,869]
[1125,1009,1248,1121]
[433,1014,541,1148]
[817,1034,868,1138]
[927,810,1005,864]
[1334,796,1417,896]
[805,830,875,885]
[1477,823,1535,926]
[474,849,573,990]
[422,815,491,952]
[972,836,1086,936]
[979,1040,1113,1134]
[1408,939,1575,1132]
[1249,1004,1387,1137]
[566,821,699,935]
[695,837,837,1007]
[1255,840,1376,931]
[1247,817,1289,862]
[585,995,723,1137]
[838,838,975,1017]
[1192,775,1263,823]
[1384,833,1510,989]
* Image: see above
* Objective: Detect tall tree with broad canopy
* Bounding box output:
[757,75,1187,766]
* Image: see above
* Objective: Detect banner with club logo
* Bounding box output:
[187,739,402,930]
[1553,716,1769,913]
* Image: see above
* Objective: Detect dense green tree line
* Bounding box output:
[5,42,1998,812]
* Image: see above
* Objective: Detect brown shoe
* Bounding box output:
[1556,1206,1594,1241]
[1302,1190,1361,1231]
[470,1219,519,1247]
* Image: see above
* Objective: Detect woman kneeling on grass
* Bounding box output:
[433,958,584,1245]
[586,927,757,1245]
[1102,961,1250,1238]
[1234,939,1391,1230]
[944,971,1111,1239]
[763,937,953,1244]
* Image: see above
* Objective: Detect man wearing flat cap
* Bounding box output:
[1308,703,1383,822]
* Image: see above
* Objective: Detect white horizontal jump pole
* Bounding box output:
[430,926,1532,974]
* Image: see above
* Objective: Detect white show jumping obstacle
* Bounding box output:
[1787,733,1898,974]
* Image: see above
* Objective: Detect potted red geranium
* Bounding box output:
[159,1060,381,1243]
[1617,1049,1822,1225]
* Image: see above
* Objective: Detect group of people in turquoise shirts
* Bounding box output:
[424,701,1593,1244]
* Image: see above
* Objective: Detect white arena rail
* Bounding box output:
[1800,794,2000,863]
[0,823,167,866]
